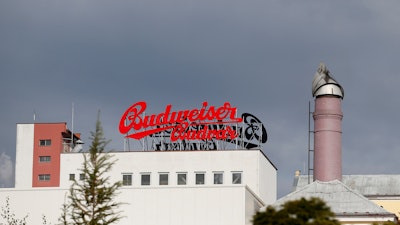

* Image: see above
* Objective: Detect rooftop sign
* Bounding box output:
[119,101,267,151]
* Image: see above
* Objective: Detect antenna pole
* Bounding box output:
[308,101,314,184]
[71,102,74,151]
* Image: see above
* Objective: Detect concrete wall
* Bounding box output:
[0,185,263,225]
[15,124,34,188]
[258,152,277,204]
[10,134,277,225]
[372,199,400,219]
[59,150,277,204]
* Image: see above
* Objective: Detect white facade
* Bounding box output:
[60,150,277,204]
[15,123,34,188]
[0,184,265,225]
[2,123,277,225]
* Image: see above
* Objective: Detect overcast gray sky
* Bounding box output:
[1,1,400,197]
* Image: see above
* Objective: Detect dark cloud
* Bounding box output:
[0,152,13,188]
[1,0,400,197]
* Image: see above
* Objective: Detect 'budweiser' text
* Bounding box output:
[119,101,243,141]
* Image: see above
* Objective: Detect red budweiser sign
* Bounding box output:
[119,101,243,141]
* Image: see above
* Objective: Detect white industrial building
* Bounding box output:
[0,122,277,225]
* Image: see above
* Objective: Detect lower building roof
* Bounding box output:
[295,175,400,197]
[274,180,396,219]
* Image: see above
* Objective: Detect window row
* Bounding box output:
[121,172,242,186]
[41,172,242,184]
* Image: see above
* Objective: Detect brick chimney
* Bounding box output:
[312,63,344,182]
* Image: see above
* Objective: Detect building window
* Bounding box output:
[79,173,85,180]
[195,173,205,185]
[122,174,132,186]
[141,174,151,186]
[177,173,187,185]
[39,139,51,146]
[39,156,51,162]
[69,174,75,181]
[159,173,169,185]
[213,172,223,184]
[232,172,242,184]
[39,174,50,181]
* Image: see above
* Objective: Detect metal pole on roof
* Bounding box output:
[124,118,127,151]
[235,110,238,150]
[308,101,314,184]
[71,102,74,152]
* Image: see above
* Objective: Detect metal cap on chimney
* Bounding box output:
[312,62,344,98]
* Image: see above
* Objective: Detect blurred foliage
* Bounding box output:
[0,196,28,225]
[253,197,339,225]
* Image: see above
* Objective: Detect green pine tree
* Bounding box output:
[66,112,123,225]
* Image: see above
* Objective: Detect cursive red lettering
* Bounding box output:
[119,101,147,134]
[170,123,188,141]
[226,126,238,139]
[156,104,172,124]
[215,103,230,120]
[120,101,243,141]
[188,109,199,121]
[198,102,208,121]
[206,105,216,120]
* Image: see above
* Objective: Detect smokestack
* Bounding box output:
[312,63,344,182]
